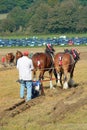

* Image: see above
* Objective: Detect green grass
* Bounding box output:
[0,33,87,39]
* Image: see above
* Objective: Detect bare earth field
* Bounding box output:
[0,46,87,130]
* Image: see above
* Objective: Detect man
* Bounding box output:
[17,50,34,102]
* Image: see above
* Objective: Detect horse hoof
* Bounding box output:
[68,79,74,87]
[63,85,68,89]
[56,83,61,87]
[63,82,69,89]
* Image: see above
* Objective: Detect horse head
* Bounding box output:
[70,49,80,62]
[64,48,80,62]
[45,44,55,56]
[16,50,23,60]
[16,50,23,64]
[6,52,15,64]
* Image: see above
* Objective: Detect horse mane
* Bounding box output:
[45,45,55,56]
[64,49,80,62]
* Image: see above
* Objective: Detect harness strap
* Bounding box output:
[72,50,76,59]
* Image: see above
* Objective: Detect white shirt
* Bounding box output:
[17,56,34,80]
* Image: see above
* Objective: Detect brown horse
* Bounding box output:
[5,52,15,65]
[32,44,55,91]
[15,50,23,63]
[54,48,80,89]
[16,51,44,95]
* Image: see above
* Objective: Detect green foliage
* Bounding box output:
[0,0,87,34]
[79,0,87,6]
[0,0,86,13]
[0,0,34,13]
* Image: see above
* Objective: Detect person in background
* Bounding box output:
[1,56,6,66]
[17,50,34,102]
[29,51,33,59]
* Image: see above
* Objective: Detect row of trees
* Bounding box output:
[0,0,87,35]
[0,0,35,13]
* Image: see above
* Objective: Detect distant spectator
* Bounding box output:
[1,56,6,66]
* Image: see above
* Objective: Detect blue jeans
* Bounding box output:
[20,80,32,102]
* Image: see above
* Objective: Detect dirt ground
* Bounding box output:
[0,46,87,130]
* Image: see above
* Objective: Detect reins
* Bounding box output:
[34,59,76,71]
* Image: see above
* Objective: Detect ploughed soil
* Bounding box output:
[0,46,87,129]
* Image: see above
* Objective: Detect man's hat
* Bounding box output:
[23,51,29,56]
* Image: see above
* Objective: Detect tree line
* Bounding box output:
[0,0,87,35]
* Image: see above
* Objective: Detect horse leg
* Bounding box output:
[39,70,45,95]
[60,71,63,88]
[56,72,62,87]
[39,70,44,80]
[68,66,75,87]
[63,70,69,89]
[40,80,45,95]
[49,70,55,89]
[53,69,58,84]
[33,69,37,81]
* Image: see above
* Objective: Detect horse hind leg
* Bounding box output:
[38,71,45,95]
[49,77,54,89]
[39,81,45,96]
[68,78,74,87]
[63,72,69,89]
[33,70,37,81]
[68,68,75,87]
[49,80,55,89]
[60,72,63,88]
[39,70,44,80]
[56,72,62,87]
[49,70,55,89]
